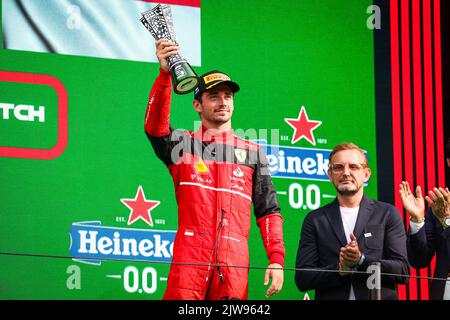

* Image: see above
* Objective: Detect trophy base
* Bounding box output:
[170,62,199,95]
[175,77,199,94]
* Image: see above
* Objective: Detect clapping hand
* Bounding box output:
[339,234,361,276]
[425,187,450,224]
[399,181,425,222]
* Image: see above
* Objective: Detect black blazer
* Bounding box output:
[407,208,450,300]
[295,196,409,300]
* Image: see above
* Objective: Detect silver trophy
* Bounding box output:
[140,4,199,94]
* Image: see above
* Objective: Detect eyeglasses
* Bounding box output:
[329,163,367,173]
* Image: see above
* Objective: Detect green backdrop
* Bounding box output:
[0,0,377,299]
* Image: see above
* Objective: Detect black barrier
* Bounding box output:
[1,250,449,300]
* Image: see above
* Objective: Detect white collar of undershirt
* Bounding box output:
[339,206,359,214]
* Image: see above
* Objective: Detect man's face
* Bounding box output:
[327,149,371,196]
[194,84,234,125]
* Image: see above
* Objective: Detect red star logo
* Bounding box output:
[284,106,322,145]
[121,186,160,227]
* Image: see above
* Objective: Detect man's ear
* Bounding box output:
[447,158,450,169]
[193,99,202,113]
[364,168,372,183]
[327,168,332,180]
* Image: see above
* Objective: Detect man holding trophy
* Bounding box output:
[142,4,285,300]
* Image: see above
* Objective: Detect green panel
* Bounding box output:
[0,0,376,300]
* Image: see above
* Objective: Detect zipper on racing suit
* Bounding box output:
[214,141,224,283]
[205,140,225,284]
[206,208,225,283]
[215,208,225,283]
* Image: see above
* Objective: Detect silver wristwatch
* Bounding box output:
[443,217,450,229]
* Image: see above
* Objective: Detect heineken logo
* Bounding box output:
[69,221,176,265]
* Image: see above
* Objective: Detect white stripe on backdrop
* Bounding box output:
[2,0,201,65]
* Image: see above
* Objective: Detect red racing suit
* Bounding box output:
[144,69,285,300]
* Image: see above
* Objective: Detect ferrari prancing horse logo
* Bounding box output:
[234,148,247,163]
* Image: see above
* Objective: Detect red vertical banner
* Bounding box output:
[423,0,435,188]
[423,3,438,294]
[389,0,444,300]
[431,0,444,284]
[390,0,407,300]
[412,0,430,300]
[434,0,445,188]
[400,0,418,299]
